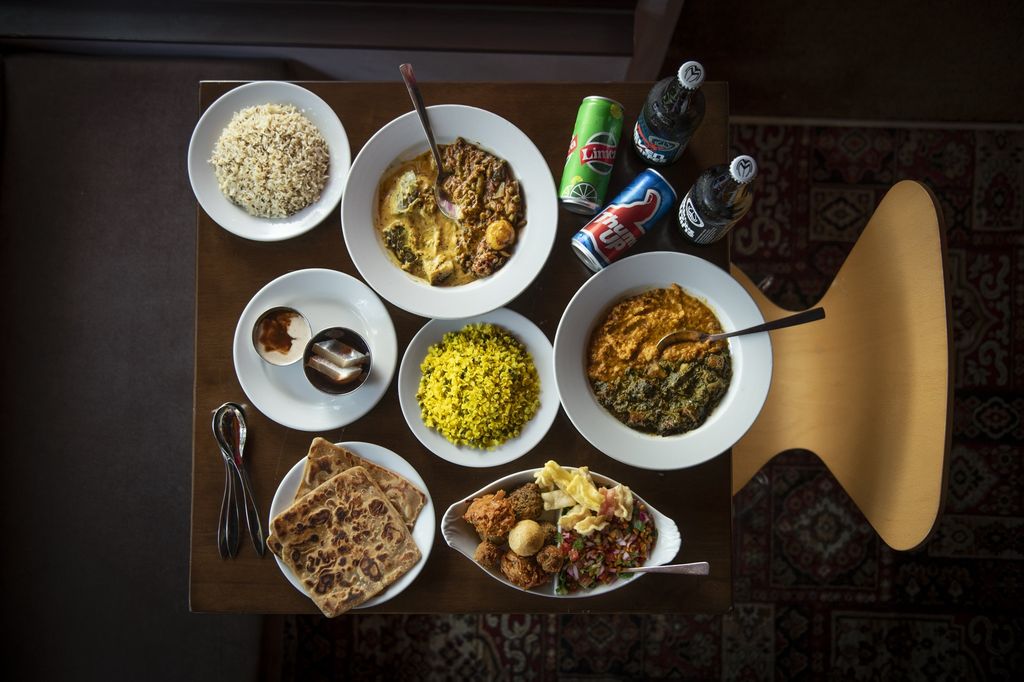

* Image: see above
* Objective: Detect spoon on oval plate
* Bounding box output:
[620,561,710,575]
[398,63,460,220]
[656,307,825,354]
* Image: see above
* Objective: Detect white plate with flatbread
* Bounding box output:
[268,441,434,609]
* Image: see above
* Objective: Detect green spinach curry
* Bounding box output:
[587,284,732,435]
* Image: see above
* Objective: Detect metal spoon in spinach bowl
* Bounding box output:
[656,307,825,354]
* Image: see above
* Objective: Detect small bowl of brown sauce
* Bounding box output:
[252,307,312,366]
[302,327,372,395]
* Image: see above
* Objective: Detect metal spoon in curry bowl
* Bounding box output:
[656,307,826,354]
[398,63,460,220]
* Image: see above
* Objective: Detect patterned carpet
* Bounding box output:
[278,123,1024,680]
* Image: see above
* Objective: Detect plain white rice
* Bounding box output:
[210,103,329,218]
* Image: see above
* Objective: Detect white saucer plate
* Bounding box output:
[233,268,396,431]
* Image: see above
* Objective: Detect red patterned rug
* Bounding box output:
[277,123,1024,681]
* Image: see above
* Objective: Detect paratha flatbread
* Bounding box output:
[297,438,426,528]
[269,466,421,618]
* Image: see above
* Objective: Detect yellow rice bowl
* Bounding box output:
[417,323,540,449]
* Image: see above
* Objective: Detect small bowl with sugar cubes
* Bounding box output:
[302,327,372,395]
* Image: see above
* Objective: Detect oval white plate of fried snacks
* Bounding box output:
[442,467,680,597]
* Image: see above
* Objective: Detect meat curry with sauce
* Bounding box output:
[375,138,524,286]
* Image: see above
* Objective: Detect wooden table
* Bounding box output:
[190,81,732,614]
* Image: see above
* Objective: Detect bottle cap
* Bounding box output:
[729,155,757,184]
[676,61,705,90]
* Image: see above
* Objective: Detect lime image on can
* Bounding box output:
[559,96,624,215]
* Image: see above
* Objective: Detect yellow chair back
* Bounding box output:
[731,180,953,551]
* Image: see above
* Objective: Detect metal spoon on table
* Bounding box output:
[620,561,710,575]
[213,403,266,557]
[211,406,240,559]
[656,307,826,354]
[398,63,460,220]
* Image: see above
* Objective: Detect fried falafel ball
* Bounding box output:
[539,521,559,546]
[473,540,503,569]
[535,545,564,574]
[499,551,548,590]
[463,490,516,541]
[508,482,545,521]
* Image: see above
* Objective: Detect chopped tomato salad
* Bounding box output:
[556,502,657,594]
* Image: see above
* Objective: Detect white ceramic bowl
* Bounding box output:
[188,81,351,241]
[397,308,558,468]
[341,104,557,318]
[553,251,772,470]
[442,468,681,598]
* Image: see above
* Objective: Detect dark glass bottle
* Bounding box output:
[633,60,706,165]
[677,155,758,245]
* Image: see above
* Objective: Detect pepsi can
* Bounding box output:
[571,169,677,271]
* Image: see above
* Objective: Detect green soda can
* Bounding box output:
[559,96,624,215]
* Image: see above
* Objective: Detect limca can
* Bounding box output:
[571,168,677,272]
[559,96,624,215]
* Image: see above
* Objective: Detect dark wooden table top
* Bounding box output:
[190,80,732,614]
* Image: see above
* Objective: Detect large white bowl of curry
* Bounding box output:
[342,105,557,319]
[553,251,772,471]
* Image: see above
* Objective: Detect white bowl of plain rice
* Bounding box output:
[188,81,351,242]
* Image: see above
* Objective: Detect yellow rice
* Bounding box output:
[417,323,540,449]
